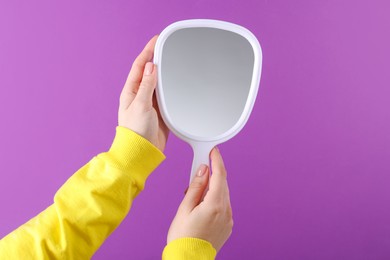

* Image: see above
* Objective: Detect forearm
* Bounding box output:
[0,126,165,259]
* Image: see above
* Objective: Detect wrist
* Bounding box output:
[97,126,165,190]
[163,237,216,260]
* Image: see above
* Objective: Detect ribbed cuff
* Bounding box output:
[162,237,216,260]
[98,126,165,190]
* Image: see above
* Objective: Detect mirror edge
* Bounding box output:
[154,19,263,144]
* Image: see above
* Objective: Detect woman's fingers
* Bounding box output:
[120,35,158,109]
[206,148,229,204]
[134,62,157,106]
[178,165,210,214]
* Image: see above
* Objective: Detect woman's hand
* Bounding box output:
[167,148,233,252]
[118,35,169,152]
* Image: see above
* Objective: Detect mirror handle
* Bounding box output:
[190,142,216,184]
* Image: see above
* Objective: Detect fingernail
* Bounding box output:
[144,62,153,75]
[197,164,207,177]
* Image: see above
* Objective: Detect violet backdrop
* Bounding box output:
[1,1,390,259]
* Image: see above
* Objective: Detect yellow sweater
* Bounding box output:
[0,126,216,259]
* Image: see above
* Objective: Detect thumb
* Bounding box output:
[134,62,156,105]
[179,165,209,214]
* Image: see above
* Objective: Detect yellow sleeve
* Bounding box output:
[0,126,165,259]
[162,238,217,260]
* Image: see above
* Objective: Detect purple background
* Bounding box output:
[1,1,390,259]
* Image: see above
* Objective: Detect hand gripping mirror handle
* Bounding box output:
[189,141,217,184]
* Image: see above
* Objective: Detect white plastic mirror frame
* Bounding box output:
[154,19,262,182]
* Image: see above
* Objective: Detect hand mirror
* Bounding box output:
[154,19,262,182]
